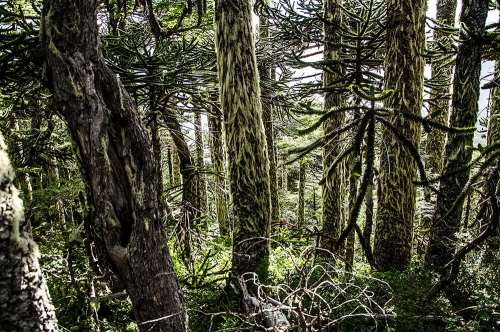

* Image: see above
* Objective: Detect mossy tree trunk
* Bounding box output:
[169,133,182,188]
[280,152,288,191]
[208,112,230,236]
[488,61,500,146]
[322,0,345,250]
[214,0,271,279]
[150,87,168,213]
[40,1,189,330]
[0,133,59,331]
[259,14,280,222]
[425,0,489,272]
[195,111,208,215]
[425,0,458,175]
[163,111,200,218]
[373,0,426,271]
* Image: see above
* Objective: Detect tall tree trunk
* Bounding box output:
[363,178,374,253]
[151,101,168,213]
[425,0,458,175]
[195,111,208,215]
[46,155,66,225]
[0,133,59,331]
[163,111,200,223]
[322,0,345,250]
[280,152,288,191]
[259,14,280,222]
[208,112,230,236]
[298,159,306,230]
[214,0,271,279]
[345,162,357,271]
[40,1,189,330]
[11,120,33,203]
[425,0,489,272]
[488,61,500,146]
[373,0,426,271]
[170,134,182,188]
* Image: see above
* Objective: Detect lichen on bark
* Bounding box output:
[214,0,271,279]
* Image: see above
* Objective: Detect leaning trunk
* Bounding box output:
[40,1,188,330]
[214,0,271,279]
[373,0,426,271]
[425,0,489,272]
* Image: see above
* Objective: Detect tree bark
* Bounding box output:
[425,0,458,175]
[488,61,500,146]
[169,133,182,188]
[259,14,280,222]
[425,0,489,272]
[214,0,271,279]
[195,111,208,215]
[322,0,345,250]
[374,0,426,271]
[208,112,230,235]
[0,133,59,331]
[298,159,306,230]
[40,1,189,330]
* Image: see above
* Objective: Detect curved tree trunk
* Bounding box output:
[40,1,188,330]
[0,133,59,331]
[374,0,426,271]
[425,0,489,272]
[322,0,345,250]
[214,0,271,279]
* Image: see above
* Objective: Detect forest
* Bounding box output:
[1,0,500,330]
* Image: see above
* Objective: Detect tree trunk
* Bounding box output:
[425,0,489,272]
[280,152,288,191]
[259,14,280,222]
[425,0,458,175]
[163,111,201,254]
[208,112,230,236]
[0,133,59,331]
[345,167,357,272]
[151,115,168,214]
[170,134,182,188]
[40,1,189,330]
[214,0,271,279]
[488,61,500,146]
[321,0,345,250]
[374,0,426,271]
[298,159,306,230]
[195,111,208,215]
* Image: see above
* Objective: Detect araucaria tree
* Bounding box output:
[0,133,58,331]
[214,0,271,279]
[40,0,188,331]
[425,0,489,272]
[373,0,426,271]
[322,0,346,250]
